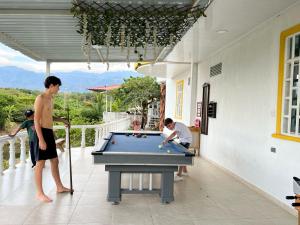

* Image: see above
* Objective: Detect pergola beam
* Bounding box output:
[0,32,44,61]
[0,9,70,16]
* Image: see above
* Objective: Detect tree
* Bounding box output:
[112,76,160,128]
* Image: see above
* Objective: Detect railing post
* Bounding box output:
[0,142,4,175]
[81,127,86,148]
[97,126,101,142]
[94,128,99,146]
[8,139,16,170]
[98,127,103,139]
[105,125,108,136]
[19,136,27,166]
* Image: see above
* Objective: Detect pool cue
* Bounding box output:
[66,107,74,195]
[297,194,300,225]
[286,195,300,225]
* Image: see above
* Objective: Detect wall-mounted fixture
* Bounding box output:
[208,101,217,118]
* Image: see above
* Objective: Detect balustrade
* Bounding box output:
[0,117,130,174]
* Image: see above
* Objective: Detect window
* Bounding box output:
[175,80,184,119]
[273,24,300,142]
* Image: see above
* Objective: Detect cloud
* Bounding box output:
[0,43,136,74]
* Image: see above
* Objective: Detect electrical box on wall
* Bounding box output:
[208,101,217,118]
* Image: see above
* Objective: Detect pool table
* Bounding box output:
[92,131,195,204]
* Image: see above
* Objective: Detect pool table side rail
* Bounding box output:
[92,154,194,166]
[94,131,194,156]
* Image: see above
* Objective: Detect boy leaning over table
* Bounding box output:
[163,118,192,181]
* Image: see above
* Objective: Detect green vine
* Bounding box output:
[71,0,209,63]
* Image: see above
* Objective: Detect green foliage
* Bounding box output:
[0,88,119,170]
[0,110,6,130]
[112,76,160,127]
[112,76,160,108]
[71,1,208,62]
[0,88,104,132]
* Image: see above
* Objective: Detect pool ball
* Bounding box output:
[158,144,162,149]
[136,133,142,138]
[167,150,171,153]
[143,135,147,138]
[125,133,130,136]
[111,140,115,144]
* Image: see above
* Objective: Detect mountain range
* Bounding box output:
[0,66,141,93]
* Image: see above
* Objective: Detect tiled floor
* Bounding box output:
[0,146,297,225]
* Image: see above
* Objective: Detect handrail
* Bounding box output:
[0,117,131,175]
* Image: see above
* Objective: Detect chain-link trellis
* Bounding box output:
[71,0,211,62]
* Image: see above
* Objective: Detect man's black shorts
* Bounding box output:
[35,128,58,161]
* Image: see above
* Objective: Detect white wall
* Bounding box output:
[164,70,193,126]
[196,4,300,207]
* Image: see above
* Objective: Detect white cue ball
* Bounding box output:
[158,144,162,149]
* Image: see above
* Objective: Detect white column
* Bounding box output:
[19,136,27,165]
[81,127,86,148]
[189,24,199,126]
[46,60,51,76]
[189,62,198,125]
[8,139,16,170]
[0,142,4,175]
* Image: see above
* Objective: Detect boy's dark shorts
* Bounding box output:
[180,142,190,149]
[35,128,58,161]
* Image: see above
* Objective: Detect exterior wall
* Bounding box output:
[165,70,193,126]
[196,4,300,207]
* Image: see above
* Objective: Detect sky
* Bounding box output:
[0,43,135,74]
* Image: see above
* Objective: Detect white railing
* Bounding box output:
[0,117,131,175]
[103,112,129,123]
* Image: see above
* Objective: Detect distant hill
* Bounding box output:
[0,66,141,93]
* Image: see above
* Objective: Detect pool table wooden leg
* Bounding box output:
[107,171,121,204]
[160,171,175,204]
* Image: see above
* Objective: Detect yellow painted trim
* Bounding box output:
[272,134,300,143]
[273,23,300,142]
[175,80,184,120]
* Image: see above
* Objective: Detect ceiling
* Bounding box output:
[0,0,210,63]
[0,0,299,66]
[137,0,300,77]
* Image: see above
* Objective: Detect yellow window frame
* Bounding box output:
[272,23,300,143]
[175,80,184,119]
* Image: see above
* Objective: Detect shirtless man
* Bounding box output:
[34,75,71,202]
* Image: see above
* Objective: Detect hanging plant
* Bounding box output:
[153,26,157,59]
[70,0,210,63]
[106,24,112,69]
[127,33,130,68]
[120,24,126,52]
[144,21,150,58]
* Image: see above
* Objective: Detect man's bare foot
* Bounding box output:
[36,193,52,203]
[57,186,72,193]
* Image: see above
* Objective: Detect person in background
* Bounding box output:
[163,118,192,181]
[9,109,37,168]
[132,120,142,131]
